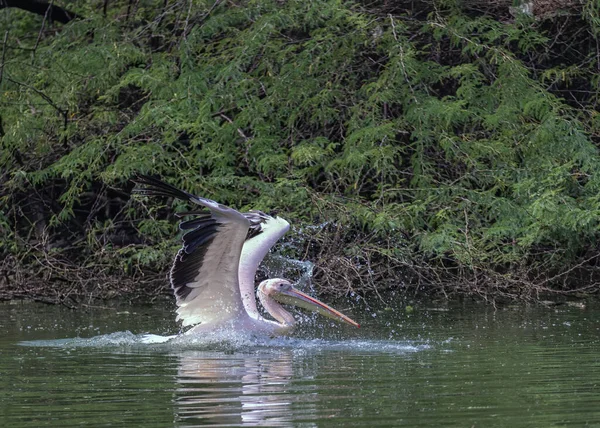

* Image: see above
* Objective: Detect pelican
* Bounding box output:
[132,175,359,335]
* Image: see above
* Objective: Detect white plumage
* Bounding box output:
[133,175,359,335]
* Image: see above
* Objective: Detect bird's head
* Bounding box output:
[257,278,359,328]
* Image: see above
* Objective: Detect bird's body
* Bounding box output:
[132,175,358,335]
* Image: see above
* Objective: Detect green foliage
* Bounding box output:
[2,0,600,298]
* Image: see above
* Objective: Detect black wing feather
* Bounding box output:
[179,214,214,231]
[170,219,220,299]
[132,174,196,201]
[182,222,220,255]
[171,242,214,300]
[175,210,209,218]
[244,211,269,240]
[132,175,223,299]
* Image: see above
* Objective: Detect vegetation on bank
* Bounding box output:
[1,0,600,304]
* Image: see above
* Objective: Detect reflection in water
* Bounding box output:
[174,350,314,427]
[5,301,600,427]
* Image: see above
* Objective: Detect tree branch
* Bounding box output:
[0,0,81,24]
[31,0,52,63]
[6,76,68,129]
[0,30,8,85]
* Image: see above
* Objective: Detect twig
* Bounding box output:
[0,30,8,86]
[182,0,193,39]
[219,113,250,141]
[6,76,68,129]
[534,252,600,288]
[597,34,600,72]
[429,20,513,63]
[389,13,398,41]
[184,0,223,38]
[198,0,223,26]
[389,14,418,104]
[31,0,53,64]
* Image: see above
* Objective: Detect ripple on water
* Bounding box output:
[18,329,431,355]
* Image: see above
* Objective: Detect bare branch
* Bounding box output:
[31,0,53,64]
[6,76,68,129]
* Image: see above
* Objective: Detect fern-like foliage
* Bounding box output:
[2,0,600,299]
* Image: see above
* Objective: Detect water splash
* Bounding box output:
[19,329,430,355]
[262,254,315,291]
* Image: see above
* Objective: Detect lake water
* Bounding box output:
[1,297,599,427]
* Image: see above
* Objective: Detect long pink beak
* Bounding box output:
[273,287,360,328]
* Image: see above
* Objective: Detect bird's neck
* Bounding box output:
[257,287,296,327]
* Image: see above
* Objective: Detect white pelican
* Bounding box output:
[132,175,359,335]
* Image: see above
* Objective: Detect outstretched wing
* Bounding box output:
[132,175,250,327]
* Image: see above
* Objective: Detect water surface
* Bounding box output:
[1,298,599,426]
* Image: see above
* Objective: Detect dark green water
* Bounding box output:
[1,298,599,427]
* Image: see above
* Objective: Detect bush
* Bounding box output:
[1,0,600,303]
